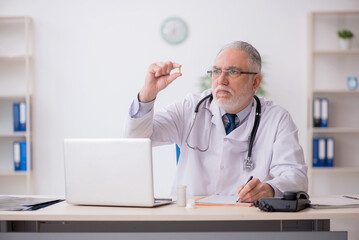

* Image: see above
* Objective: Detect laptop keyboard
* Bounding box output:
[154,198,172,203]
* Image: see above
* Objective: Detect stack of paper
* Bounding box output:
[310,196,359,209]
[196,195,253,206]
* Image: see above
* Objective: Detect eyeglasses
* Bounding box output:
[207,69,258,79]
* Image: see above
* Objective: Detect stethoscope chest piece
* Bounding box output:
[244,157,254,170]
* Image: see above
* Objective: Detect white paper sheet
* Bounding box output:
[196,195,251,205]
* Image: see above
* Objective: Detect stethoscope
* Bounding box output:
[186,93,261,170]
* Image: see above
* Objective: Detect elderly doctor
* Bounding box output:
[124,41,308,202]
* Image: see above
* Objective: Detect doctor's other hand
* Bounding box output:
[237,178,274,203]
[139,61,182,103]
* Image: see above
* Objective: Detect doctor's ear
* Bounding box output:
[252,73,262,92]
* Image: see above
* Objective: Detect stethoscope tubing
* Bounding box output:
[247,95,261,159]
[188,93,261,169]
[194,94,213,113]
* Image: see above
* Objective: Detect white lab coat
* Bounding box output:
[124,89,308,197]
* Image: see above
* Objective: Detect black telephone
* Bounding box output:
[254,191,311,212]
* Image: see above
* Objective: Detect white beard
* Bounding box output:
[213,78,254,113]
[213,85,242,113]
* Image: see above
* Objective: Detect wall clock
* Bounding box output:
[161,17,188,45]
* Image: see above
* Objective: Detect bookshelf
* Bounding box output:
[0,17,33,194]
[307,12,359,196]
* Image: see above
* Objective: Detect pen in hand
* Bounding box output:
[236,176,253,203]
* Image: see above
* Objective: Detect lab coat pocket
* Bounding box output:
[224,139,268,179]
[248,149,269,178]
[222,139,249,169]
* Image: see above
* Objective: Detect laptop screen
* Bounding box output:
[64,138,157,207]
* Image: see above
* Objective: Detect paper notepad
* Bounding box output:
[196,195,252,206]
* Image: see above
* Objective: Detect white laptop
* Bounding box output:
[63,138,172,207]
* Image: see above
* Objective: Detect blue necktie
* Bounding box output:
[225,113,237,135]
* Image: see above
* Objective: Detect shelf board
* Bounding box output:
[314,50,359,55]
[0,16,29,21]
[312,11,359,15]
[313,90,359,94]
[0,55,30,61]
[312,166,359,174]
[0,132,27,138]
[312,128,359,133]
[0,170,28,176]
[0,95,27,100]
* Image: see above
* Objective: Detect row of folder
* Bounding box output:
[313,137,334,167]
[13,102,27,132]
[313,98,328,128]
[13,141,27,171]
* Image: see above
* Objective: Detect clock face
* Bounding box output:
[161,17,188,45]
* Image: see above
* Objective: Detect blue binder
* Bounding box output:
[13,102,26,132]
[312,138,320,167]
[320,98,328,128]
[313,98,321,127]
[13,141,27,171]
[326,138,334,167]
[318,138,326,167]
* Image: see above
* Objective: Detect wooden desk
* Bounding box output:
[0,195,357,240]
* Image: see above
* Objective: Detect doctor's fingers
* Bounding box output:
[240,190,263,203]
[165,72,182,85]
[239,183,274,203]
[149,62,181,77]
[237,178,261,200]
[237,182,250,195]
[237,185,244,194]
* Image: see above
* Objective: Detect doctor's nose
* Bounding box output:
[216,72,229,86]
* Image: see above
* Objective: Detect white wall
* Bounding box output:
[1,0,358,196]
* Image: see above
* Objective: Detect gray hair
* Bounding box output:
[218,41,262,72]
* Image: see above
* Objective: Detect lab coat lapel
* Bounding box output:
[209,100,226,135]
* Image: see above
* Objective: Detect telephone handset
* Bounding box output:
[283,191,310,201]
[254,191,311,212]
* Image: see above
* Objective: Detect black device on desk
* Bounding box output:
[254,191,311,212]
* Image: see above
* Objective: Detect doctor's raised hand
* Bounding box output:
[139,61,182,103]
